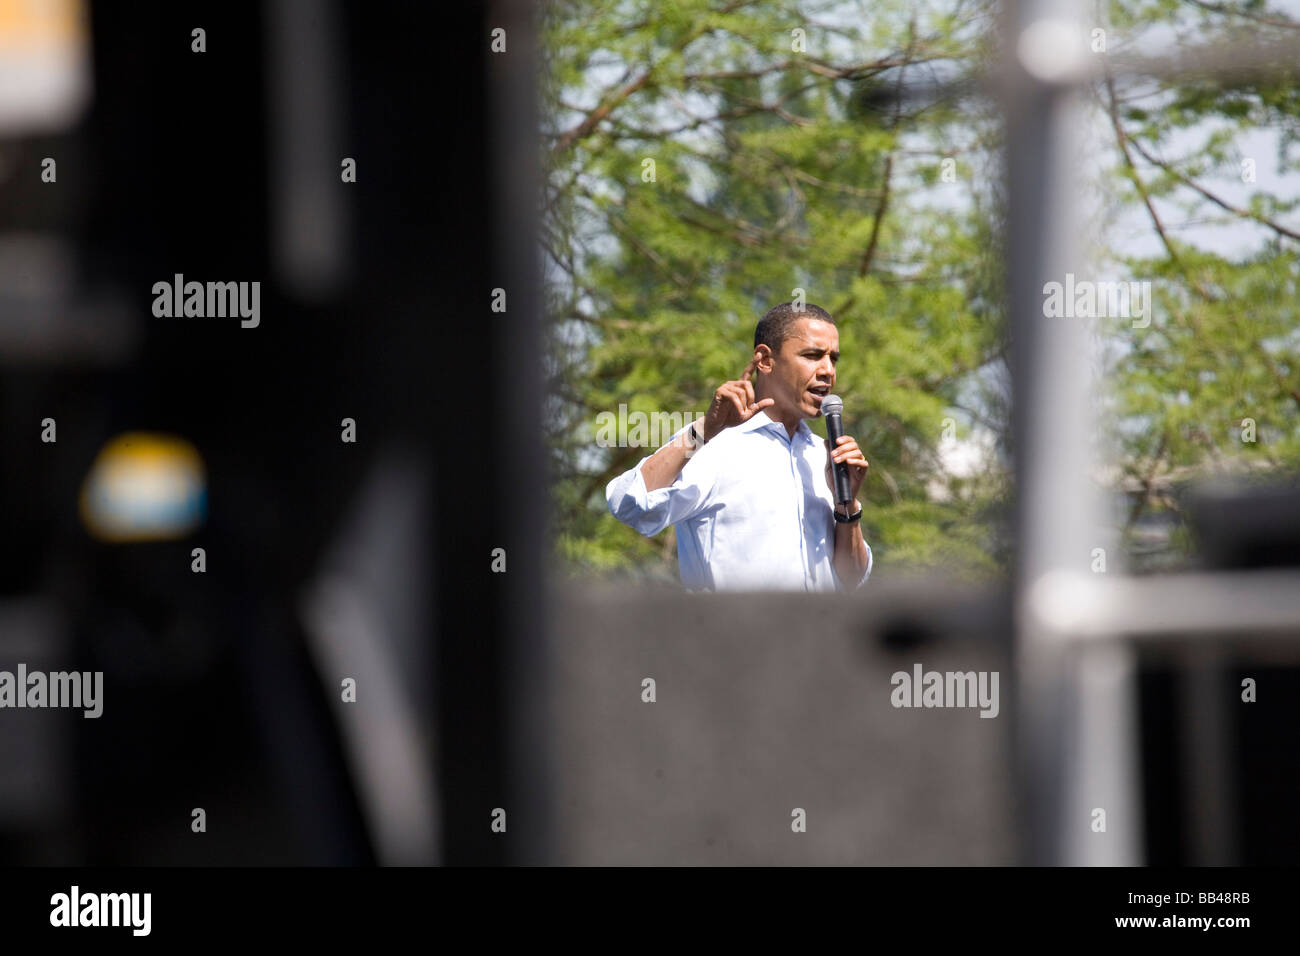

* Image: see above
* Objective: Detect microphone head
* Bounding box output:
[820,394,843,416]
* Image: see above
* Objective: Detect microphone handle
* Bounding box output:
[825,411,853,507]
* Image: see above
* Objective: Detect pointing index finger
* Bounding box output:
[741,357,757,382]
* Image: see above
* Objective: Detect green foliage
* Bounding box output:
[1091,1,1300,566]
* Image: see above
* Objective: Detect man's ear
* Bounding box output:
[754,345,773,374]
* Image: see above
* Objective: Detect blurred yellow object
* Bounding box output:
[0,0,91,134]
[0,0,82,49]
[79,433,207,542]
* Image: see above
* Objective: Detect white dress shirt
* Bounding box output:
[606,410,873,592]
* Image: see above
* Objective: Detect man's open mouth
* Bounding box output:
[807,386,830,403]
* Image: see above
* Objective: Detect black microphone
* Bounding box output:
[820,394,853,508]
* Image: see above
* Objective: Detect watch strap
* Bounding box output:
[833,505,863,524]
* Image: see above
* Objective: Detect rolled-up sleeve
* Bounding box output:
[856,542,874,588]
[835,540,874,592]
[606,444,716,537]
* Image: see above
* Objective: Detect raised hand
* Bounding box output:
[701,358,776,440]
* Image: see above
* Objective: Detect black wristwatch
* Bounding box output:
[833,504,863,523]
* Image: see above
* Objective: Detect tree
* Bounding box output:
[1094,0,1300,568]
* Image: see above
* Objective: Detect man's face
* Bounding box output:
[762,317,839,419]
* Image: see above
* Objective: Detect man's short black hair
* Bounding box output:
[754,301,836,353]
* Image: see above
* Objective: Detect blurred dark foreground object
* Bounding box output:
[1186,477,1300,571]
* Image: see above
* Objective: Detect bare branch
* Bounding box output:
[1181,0,1300,30]
[1103,67,1300,412]
[1124,134,1300,242]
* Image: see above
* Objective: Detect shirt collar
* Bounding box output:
[737,409,815,445]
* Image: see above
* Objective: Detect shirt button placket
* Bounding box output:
[791,440,810,590]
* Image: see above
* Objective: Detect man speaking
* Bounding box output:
[606,302,873,592]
